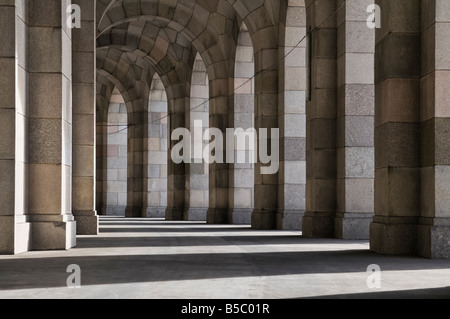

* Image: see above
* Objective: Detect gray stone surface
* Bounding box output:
[2,217,450,299]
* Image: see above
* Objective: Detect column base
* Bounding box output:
[418,218,450,259]
[165,207,184,221]
[73,211,99,235]
[207,208,229,224]
[126,206,144,218]
[335,213,373,240]
[302,212,335,238]
[252,209,277,230]
[105,206,126,217]
[277,209,304,230]
[229,209,252,225]
[0,216,32,255]
[29,214,76,250]
[15,215,31,254]
[145,207,166,218]
[184,208,207,221]
[370,216,418,255]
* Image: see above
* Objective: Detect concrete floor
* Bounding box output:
[1,217,450,299]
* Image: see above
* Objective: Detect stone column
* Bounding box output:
[419,0,450,258]
[252,39,280,230]
[278,2,307,230]
[95,105,109,216]
[206,77,232,224]
[0,1,31,254]
[72,0,98,234]
[27,0,76,250]
[126,105,148,218]
[166,95,188,220]
[303,0,338,237]
[371,0,421,255]
[335,0,375,239]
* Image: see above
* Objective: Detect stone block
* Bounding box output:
[234,188,252,208]
[230,209,252,225]
[284,184,306,210]
[370,220,418,255]
[184,208,207,221]
[0,6,15,58]
[0,216,14,254]
[31,219,76,250]
[338,84,374,117]
[0,58,15,108]
[28,164,62,214]
[343,53,374,85]
[335,213,372,240]
[73,83,95,115]
[277,210,304,230]
[338,178,374,213]
[28,27,63,73]
[434,166,450,218]
[375,122,420,168]
[72,177,95,211]
[285,114,306,137]
[251,209,277,230]
[0,109,15,159]
[73,213,99,235]
[375,167,420,217]
[340,147,374,179]
[73,114,95,145]
[375,34,421,83]
[285,161,306,184]
[302,212,335,238]
[284,137,306,161]
[342,116,374,147]
[284,90,305,114]
[73,145,94,177]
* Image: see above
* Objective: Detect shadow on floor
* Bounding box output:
[0,218,449,294]
[302,286,450,299]
[1,249,449,291]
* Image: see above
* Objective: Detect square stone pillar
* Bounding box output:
[303,0,338,237]
[72,0,98,234]
[252,45,280,230]
[0,1,31,254]
[166,97,188,220]
[126,107,148,218]
[371,0,421,255]
[419,0,450,258]
[277,2,307,230]
[27,0,76,250]
[207,84,232,225]
[335,0,375,240]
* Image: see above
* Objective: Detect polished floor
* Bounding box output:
[0,217,450,299]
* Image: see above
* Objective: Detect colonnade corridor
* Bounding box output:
[1,217,450,299]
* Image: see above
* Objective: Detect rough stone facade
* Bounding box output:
[0,0,449,259]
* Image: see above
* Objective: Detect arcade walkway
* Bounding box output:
[0,217,450,299]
